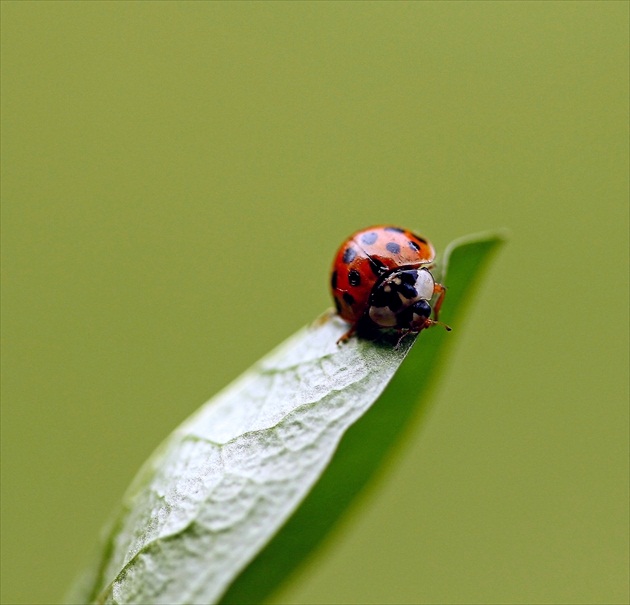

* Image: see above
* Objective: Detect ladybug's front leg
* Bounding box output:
[432,282,447,321]
[336,323,357,345]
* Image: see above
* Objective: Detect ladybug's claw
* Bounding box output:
[427,318,452,332]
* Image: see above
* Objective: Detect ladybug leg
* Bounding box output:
[336,323,357,345]
[432,282,447,321]
[428,283,452,332]
[394,329,412,350]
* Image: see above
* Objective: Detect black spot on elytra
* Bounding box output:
[386,242,401,254]
[361,232,378,245]
[342,247,356,264]
[334,296,342,314]
[331,271,338,290]
[384,226,405,233]
[348,269,361,287]
[343,292,355,306]
[368,257,388,276]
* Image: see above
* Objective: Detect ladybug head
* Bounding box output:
[404,299,433,333]
[404,298,451,334]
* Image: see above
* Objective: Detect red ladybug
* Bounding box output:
[330,225,449,344]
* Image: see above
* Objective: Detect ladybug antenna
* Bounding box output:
[429,318,452,332]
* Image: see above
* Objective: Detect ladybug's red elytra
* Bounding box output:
[330,225,450,344]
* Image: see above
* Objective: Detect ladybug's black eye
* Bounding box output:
[411,300,432,318]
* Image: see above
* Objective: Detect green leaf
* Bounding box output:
[67,231,505,605]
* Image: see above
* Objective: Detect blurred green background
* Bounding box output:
[1,2,628,604]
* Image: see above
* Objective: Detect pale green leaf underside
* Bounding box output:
[68,231,505,605]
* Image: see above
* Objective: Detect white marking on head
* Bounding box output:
[368,305,398,327]
[415,268,435,300]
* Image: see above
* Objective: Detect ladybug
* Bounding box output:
[330,225,450,344]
